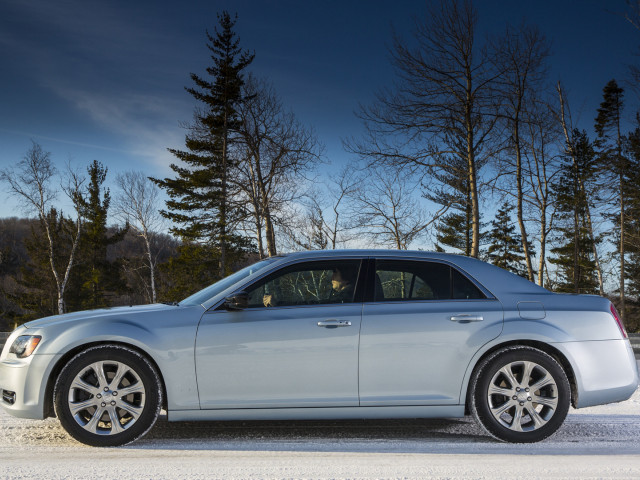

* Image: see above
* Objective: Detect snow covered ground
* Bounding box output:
[1,371,639,479]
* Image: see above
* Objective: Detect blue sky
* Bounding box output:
[0,0,638,221]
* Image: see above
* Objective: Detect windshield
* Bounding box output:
[180,257,281,306]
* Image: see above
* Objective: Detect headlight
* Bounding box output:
[9,335,42,358]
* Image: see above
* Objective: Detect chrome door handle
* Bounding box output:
[450,314,484,322]
[317,319,352,327]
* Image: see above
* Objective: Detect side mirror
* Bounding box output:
[224,291,249,310]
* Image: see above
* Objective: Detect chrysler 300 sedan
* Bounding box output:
[1,250,638,446]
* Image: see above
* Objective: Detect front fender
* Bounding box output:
[30,306,203,412]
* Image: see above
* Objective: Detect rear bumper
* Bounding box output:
[554,339,639,408]
[0,353,61,419]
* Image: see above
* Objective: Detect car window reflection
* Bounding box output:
[245,260,361,308]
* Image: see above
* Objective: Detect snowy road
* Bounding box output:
[1,384,639,479]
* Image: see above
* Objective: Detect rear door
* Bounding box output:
[359,258,503,406]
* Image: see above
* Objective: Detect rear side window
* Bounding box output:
[374,260,485,302]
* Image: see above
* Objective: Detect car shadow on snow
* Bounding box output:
[126,414,640,455]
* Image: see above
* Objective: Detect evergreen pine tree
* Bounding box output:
[549,130,599,293]
[152,12,254,283]
[428,155,484,256]
[486,202,529,277]
[159,243,221,301]
[623,127,640,302]
[594,79,627,315]
[435,211,473,255]
[17,209,72,321]
[70,160,128,310]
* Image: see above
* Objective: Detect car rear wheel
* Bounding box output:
[470,346,570,443]
[54,345,162,447]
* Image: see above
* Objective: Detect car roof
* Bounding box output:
[273,249,549,297]
[279,249,461,260]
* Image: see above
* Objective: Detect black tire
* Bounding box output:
[53,345,162,447]
[470,346,570,443]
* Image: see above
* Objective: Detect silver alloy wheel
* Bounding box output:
[487,360,559,432]
[67,360,146,435]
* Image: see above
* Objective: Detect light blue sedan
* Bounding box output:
[1,250,637,446]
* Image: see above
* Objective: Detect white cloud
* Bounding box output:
[50,85,188,173]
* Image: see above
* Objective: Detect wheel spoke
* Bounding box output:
[83,407,104,433]
[118,383,145,397]
[499,365,519,389]
[527,406,547,428]
[488,384,513,397]
[530,374,555,392]
[510,404,524,432]
[107,407,124,434]
[91,361,109,389]
[531,394,558,409]
[521,361,536,385]
[491,399,515,419]
[70,399,97,415]
[109,364,127,390]
[118,400,143,420]
[70,377,100,396]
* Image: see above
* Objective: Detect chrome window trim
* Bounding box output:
[205,301,363,315]
[363,298,501,307]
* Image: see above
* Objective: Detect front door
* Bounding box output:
[359,258,504,406]
[195,259,364,409]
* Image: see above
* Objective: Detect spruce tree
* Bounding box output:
[623,127,640,302]
[17,209,71,321]
[152,12,254,281]
[71,160,128,310]
[428,155,485,256]
[550,130,599,293]
[486,202,529,277]
[595,79,627,314]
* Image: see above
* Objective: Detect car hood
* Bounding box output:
[23,303,179,329]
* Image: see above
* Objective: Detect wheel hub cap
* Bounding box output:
[487,360,559,433]
[67,360,146,436]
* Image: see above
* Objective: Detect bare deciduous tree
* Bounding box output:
[114,171,164,303]
[350,168,447,250]
[306,165,360,249]
[0,142,84,314]
[522,103,562,286]
[285,203,330,252]
[235,76,323,257]
[494,25,550,282]
[347,0,500,257]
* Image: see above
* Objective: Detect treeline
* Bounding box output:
[2,4,640,332]
[0,160,185,329]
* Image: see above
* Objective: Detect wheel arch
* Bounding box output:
[463,340,578,413]
[43,341,168,418]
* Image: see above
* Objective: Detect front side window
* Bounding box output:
[374,260,485,302]
[245,260,362,308]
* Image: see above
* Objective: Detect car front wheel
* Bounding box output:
[470,346,571,443]
[54,345,162,447]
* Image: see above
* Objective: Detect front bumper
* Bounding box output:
[0,353,62,419]
[555,338,639,408]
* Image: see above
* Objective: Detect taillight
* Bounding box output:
[610,304,628,339]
